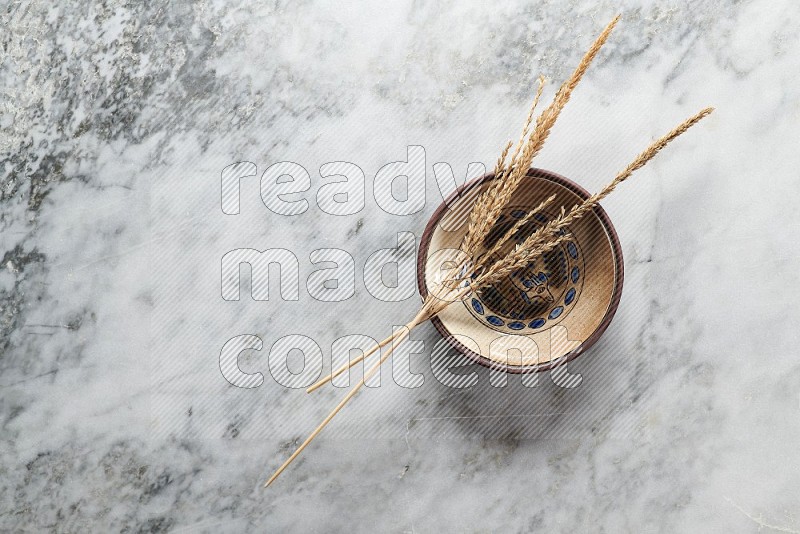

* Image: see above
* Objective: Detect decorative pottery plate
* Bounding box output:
[418,168,623,373]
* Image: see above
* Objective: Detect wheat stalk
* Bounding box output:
[262,14,715,487]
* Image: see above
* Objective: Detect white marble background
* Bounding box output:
[2,0,800,532]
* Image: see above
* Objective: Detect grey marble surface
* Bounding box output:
[3,1,800,532]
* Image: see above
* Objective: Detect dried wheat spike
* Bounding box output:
[462,15,620,256]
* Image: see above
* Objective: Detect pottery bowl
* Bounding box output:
[417,168,623,374]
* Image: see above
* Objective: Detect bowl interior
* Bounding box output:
[418,169,623,372]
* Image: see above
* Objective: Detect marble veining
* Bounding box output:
[2,0,800,532]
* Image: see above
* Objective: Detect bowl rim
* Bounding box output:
[416,167,624,374]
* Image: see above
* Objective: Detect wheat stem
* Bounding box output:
[306,306,430,393]
[264,333,402,487]
[265,310,431,487]
[306,329,401,393]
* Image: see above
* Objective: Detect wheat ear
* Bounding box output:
[462,15,620,256]
[474,107,715,288]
